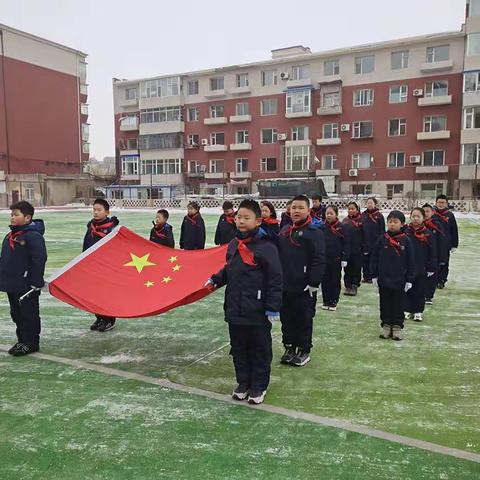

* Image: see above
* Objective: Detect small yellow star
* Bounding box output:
[144,281,155,288]
[168,256,178,264]
[172,264,181,272]
[162,276,172,283]
[124,253,156,273]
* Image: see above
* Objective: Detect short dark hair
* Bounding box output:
[10,200,34,218]
[292,195,310,207]
[411,207,425,218]
[387,210,405,224]
[222,201,234,210]
[311,194,322,201]
[286,200,293,206]
[422,203,433,210]
[157,209,169,220]
[238,199,261,218]
[436,194,448,202]
[326,204,338,215]
[347,201,360,212]
[260,200,277,219]
[366,197,378,205]
[187,201,200,211]
[93,198,110,211]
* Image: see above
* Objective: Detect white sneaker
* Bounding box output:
[321,304,329,310]
[404,312,412,320]
[413,313,423,322]
[328,305,337,311]
[247,390,266,405]
[232,385,249,401]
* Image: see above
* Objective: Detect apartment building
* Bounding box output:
[112,0,480,200]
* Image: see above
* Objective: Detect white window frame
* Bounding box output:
[424,115,447,132]
[210,105,225,118]
[423,150,445,167]
[261,98,278,116]
[236,130,249,144]
[388,152,405,168]
[261,157,277,172]
[322,123,339,139]
[285,145,310,171]
[235,158,248,173]
[121,155,139,176]
[322,154,337,170]
[187,80,199,96]
[388,118,407,136]
[353,89,374,107]
[291,64,310,80]
[426,45,450,63]
[209,76,224,91]
[125,87,137,100]
[354,55,375,74]
[324,59,340,76]
[261,128,278,144]
[291,126,309,141]
[352,121,373,139]
[187,134,199,146]
[464,106,480,129]
[425,80,448,97]
[389,85,408,104]
[236,102,249,116]
[236,73,249,88]
[210,132,225,145]
[210,159,224,173]
[187,107,199,122]
[286,89,311,114]
[352,153,372,169]
[464,71,480,92]
[391,50,409,70]
[261,69,277,86]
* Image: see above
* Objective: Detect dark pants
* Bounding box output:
[322,261,342,306]
[362,253,373,281]
[95,315,116,325]
[425,272,437,300]
[438,251,451,284]
[228,323,272,392]
[344,254,362,288]
[8,291,41,346]
[379,287,405,328]
[406,275,426,313]
[280,291,317,353]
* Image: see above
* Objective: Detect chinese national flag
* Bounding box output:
[47,226,227,318]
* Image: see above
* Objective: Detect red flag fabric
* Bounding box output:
[47,226,227,318]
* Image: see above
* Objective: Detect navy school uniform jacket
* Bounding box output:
[180,213,206,250]
[211,229,283,326]
[214,213,237,245]
[310,205,326,223]
[0,220,47,293]
[150,223,175,248]
[424,216,448,265]
[342,213,363,257]
[361,208,385,254]
[278,217,326,293]
[405,224,438,276]
[260,219,280,245]
[83,216,119,252]
[280,212,293,230]
[370,231,416,289]
[321,219,350,263]
[433,207,459,250]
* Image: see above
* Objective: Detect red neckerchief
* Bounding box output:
[407,224,429,244]
[366,208,381,224]
[281,215,312,246]
[310,207,323,220]
[424,217,443,235]
[262,217,279,226]
[345,213,362,229]
[186,213,199,226]
[434,209,450,223]
[235,237,257,266]
[153,224,167,239]
[90,219,116,239]
[7,230,26,250]
[327,218,343,237]
[384,232,406,256]
[225,213,235,225]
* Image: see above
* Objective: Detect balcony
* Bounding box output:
[285,139,312,147]
[205,172,226,179]
[229,114,252,123]
[464,91,480,107]
[119,98,138,108]
[204,144,228,152]
[417,130,451,141]
[316,168,341,176]
[318,75,342,84]
[119,149,139,156]
[420,60,454,73]
[229,142,252,151]
[204,117,228,125]
[285,110,313,119]
[317,105,342,116]
[231,86,251,96]
[204,89,227,99]
[230,171,252,179]
[120,117,138,131]
[459,164,480,180]
[461,128,480,144]
[316,138,341,146]
[139,121,185,135]
[286,78,313,89]
[187,171,205,178]
[418,95,452,107]
[80,84,88,96]
[415,165,449,174]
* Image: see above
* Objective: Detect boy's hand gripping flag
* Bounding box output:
[47,226,227,318]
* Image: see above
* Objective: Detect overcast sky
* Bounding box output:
[0,0,466,161]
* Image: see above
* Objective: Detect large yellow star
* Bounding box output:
[124,253,156,273]
[172,264,181,272]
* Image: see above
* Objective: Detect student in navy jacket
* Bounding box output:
[433,194,459,289]
[208,199,282,405]
[214,201,237,246]
[404,208,437,322]
[310,194,326,223]
[280,200,293,230]
[321,205,349,311]
[150,209,175,248]
[278,195,326,367]
[0,201,47,356]
[361,197,385,283]
[422,203,448,304]
[370,210,416,341]
[260,201,280,244]
[180,201,206,250]
[342,201,363,296]
[83,198,119,332]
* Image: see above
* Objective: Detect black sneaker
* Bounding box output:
[247,390,266,405]
[90,318,103,331]
[8,343,20,355]
[280,346,297,365]
[11,343,39,357]
[437,282,445,290]
[425,298,433,305]
[291,349,311,367]
[232,384,249,401]
[351,286,358,296]
[98,319,116,332]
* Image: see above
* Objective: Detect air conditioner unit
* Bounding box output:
[340,124,350,132]
[410,155,421,164]
[277,133,287,141]
[413,89,424,97]
[348,169,358,177]
[280,72,290,80]
[201,138,209,146]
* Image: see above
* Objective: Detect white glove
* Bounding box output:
[450,248,456,253]
[427,272,435,277]
[372,278,378,288]
[204,278,216,290]
[30,285,42,291]
[304,285,319,297]
[341,261,348,268]
[266,311,280,323]
[404,282,413,293]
